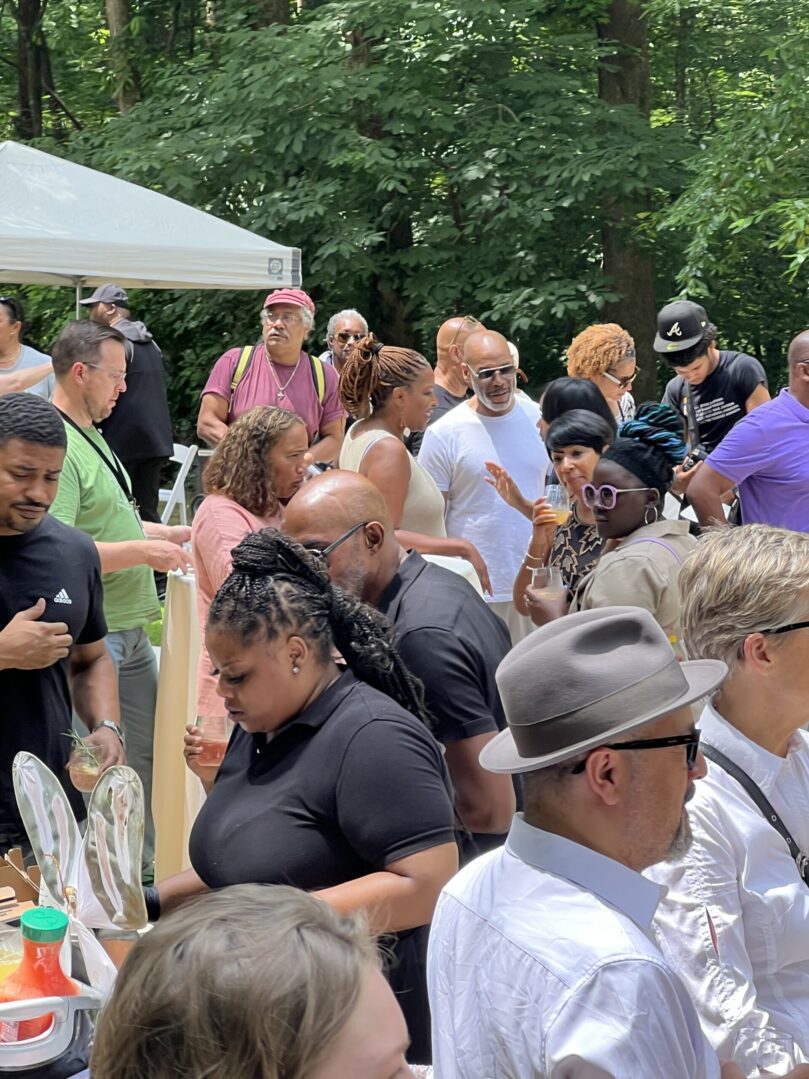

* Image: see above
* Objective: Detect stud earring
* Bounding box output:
[292,664,300,675]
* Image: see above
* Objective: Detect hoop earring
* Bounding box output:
[643,505,659,526]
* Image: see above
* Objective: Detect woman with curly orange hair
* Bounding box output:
[566,323,637,422]
[190,406,310,717]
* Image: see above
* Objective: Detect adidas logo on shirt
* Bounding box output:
[53,589,72,605]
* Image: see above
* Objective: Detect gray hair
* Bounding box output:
[260,306,315,337]
[327,308,368,342]
[681,525,809,674]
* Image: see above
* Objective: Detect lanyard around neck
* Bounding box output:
[57,409,134,505]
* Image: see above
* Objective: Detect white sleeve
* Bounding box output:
[417,426,452,492]
[545,958,719,1079]
[652,799,807,1074]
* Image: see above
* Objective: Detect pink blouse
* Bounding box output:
[191,494,282,716]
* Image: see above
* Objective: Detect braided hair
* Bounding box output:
[603,402,686,497]
[207,528,431,728]
[338,333,430,419]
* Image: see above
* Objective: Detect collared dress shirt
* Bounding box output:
[428,814,718,1078]
[648,703,809,1075]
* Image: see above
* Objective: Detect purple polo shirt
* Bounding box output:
[201,343,345,442]
[706,388,809,530]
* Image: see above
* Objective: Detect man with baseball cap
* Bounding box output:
[655,300,769,481]
[196,288,346,461]
[427,606,739,1077]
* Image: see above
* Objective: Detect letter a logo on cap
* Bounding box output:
[668,321,683,338]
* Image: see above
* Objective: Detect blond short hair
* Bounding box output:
[681,525,809,673]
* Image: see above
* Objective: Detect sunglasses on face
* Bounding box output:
[470,363,516,382]
[303,520,368,560]
[571,730,702,774]
[602,368,636,389]
[580,483,656,510]
[739,619,809,655]
[333,331,365,344]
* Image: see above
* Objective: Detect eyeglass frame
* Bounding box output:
[570,730,702,774]
[580,482,657,510]
[468,363,517,383]
[303,520,369,560]
[449,315,482,349]
[81,362,127,384]
[738,619,809,655]
[332,330,365,344]
[602,367,637,389]
[261,309,303,326]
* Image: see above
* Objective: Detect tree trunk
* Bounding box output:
[12,0,46,140]
[674,7,696,119]
[597,0,658,402]
[105,0,140,113]
[255,0,290,27]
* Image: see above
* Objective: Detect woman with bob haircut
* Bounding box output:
[190,406,310,719]
[538,375,617,439]
[566,323,637,422]
[91,883,421,1078]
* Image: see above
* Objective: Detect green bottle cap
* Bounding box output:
[20,908,69,944]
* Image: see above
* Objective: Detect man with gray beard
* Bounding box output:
[428,606,753,1078]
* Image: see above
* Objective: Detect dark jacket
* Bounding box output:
[99,318,173,461]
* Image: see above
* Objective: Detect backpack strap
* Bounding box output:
[308,353,326,404]
[227,344,257,418]
[620,537,684,563]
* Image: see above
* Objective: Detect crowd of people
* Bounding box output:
[1,282,809,1076]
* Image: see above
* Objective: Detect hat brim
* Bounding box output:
[480,658,727,775]
[78,298,97,305]
[653,330,705,355]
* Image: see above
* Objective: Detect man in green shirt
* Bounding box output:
[50,320,190,881]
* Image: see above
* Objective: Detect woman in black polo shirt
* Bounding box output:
[154,528,458,1063]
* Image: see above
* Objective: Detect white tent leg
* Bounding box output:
[75,281,81,318]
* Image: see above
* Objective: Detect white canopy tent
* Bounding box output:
[0,141,301,310]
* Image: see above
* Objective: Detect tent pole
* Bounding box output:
[75,281,81,318]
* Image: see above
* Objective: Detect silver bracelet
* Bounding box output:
[97,720,125,746]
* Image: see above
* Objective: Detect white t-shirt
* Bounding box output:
[418,397,548,602]
[1,344,55,400]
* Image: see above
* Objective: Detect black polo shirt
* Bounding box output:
[188,669,455,889]
[377,553,511,745]
[0,514,106,839]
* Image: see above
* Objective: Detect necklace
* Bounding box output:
[0,342,22,370]
[266,353,301,401]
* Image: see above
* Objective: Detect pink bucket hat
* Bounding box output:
[263,288,316,315]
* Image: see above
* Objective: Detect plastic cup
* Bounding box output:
[195,715,234,767]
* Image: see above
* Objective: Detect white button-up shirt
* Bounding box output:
[648,704,809,1076]
[428,814,718,1078]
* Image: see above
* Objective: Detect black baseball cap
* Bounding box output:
[653,300,710,355]
[79,284,129,307]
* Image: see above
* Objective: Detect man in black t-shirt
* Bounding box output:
[284,469,515,860]
[655,301,770,493]
[0,394,124,853]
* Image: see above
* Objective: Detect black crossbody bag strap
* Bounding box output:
[702,743,809,885]
[56,409,134,505]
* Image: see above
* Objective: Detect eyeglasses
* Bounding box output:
[303,520,368,559]
[580,483,657,510]
[571,730,702,774]
[602,368,637,389]
[262,311,303,326]
[449,315,482,349]
[469,363,516,382]
[82,362,127,384]
[750,620,809,639]
[333,331,365,344]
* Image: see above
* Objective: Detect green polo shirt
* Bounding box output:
[50,422,160,632]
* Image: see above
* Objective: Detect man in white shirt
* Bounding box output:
[418,328,548,643]
[428,605,743,1078]
[648,525,809,1074]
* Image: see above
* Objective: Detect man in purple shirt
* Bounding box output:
[688,330,809,530]
[196,289,346,462]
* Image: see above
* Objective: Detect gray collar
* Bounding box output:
[506,813,665,939]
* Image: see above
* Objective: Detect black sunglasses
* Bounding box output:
[754,619,809,638]
[571,730,702,774]
[334,331,364,344]
[303,520,368,559]
[470,363,516,382]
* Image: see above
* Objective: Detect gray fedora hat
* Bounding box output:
[481,606,727,775]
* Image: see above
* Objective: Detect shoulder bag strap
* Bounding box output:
[701,743,809,885]
[619,537,684,563]
[227,344,257,418]
[56,409,133,504]
[681,382,701,452]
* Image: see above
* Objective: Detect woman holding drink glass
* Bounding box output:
[155,529,457,1064]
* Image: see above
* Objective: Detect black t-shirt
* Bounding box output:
[99,321,173,462]
[0,515,107,836]
[189,670,455,889]
[377,553,511,744]
[663,350,767,453]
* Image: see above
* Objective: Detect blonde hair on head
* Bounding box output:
[203,405,306,517]
[680,524,809,673]
[566,323,636,379]
[339,332,430,419]
[91,884,378,1079]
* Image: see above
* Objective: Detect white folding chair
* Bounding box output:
[159,443,198,526]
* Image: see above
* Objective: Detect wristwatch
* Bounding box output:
[97,720,125,746]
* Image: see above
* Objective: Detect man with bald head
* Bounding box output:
[418,329,549,643]
[688,330,809,529]
[284,469,515,859]
[407,315,482,457]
